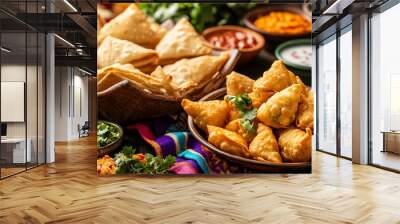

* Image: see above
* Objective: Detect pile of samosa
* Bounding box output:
[97,4,228,98]
[182,60,314,163]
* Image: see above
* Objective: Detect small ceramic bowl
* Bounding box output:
[275,39,312,85]
[97,121,123,157]
[202,25,265,65]
[243,5,311,48]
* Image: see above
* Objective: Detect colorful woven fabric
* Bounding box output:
[126,122,228,174]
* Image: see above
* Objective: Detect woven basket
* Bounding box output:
[98,49,240,125]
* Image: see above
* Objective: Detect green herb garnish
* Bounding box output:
[226,94,258,134]
[241,107,257,120]
[114,146,135,174]
[139,3,257,32]
[114,146,176,175]
[97,122,120,148]
[226,94,252,111]
[240,119,257,134]
[133,154,176,175]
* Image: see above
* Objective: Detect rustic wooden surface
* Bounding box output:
[0,136,399,223]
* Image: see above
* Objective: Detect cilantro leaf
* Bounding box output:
[121,146,136,157]
[225,95,258,134]
[242,107,257,121]
[226,94,252,112]
[240,119,257,134]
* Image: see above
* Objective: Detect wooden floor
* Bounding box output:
[372,150,400,171]
[1,167,26,177]
[0,136,400,224]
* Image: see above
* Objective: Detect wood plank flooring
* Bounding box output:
[0,136,399,224]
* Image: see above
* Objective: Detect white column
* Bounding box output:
[352,14,369,164]
[46,32,55,163]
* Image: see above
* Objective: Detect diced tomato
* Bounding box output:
[208,30,256,49]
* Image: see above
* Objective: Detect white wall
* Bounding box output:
[1,65,31,138]
[54,67,89,141]
[1,63,46,163]
[55,66,69,141]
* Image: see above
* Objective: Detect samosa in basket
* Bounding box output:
[97,63,175,96]
[152,53,229,94]
[98,4,165,48]
[97,36,158,72]
[97,15,104,31]
[156,18,212,65]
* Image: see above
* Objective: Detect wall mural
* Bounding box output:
[96,3,313,175]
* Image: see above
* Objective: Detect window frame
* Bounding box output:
[315,21,353,160]
[367,0,400,173]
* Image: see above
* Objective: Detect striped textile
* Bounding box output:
[127,123,227,174]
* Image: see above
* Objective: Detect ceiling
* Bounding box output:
[312,0,390,43]
[0,0,96,74]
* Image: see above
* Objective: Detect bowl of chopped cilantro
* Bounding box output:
[97,121,123,157]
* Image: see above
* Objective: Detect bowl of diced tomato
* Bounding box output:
[202,25,265,65]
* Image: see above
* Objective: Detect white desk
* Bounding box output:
[1,138,31,163]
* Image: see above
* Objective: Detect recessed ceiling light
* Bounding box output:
[63,0,78,12]
[1,47,11,53]
[54,34,75,48]
[323,0,355,15]
[77,67,93,76]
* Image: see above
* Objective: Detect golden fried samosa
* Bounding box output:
[248,89,274,108]
[296,89,314,130]
[226,72,255,96]
[181,99,229,132]
[223,99,242,122]
[97,63,144,91]
[97,63,175,95]
[156,18,212,64]
[154,54,228,92]
[278,128,312,162]
[98,4,165,48]
[257,84,303,128]
[97,5,113,24]
[253,60,297,93]
[225,119,257,143]
[97,15,104,31]
[97,36,158,70]
[207,125,250,158]
[249,124,282,163]
[112,3,131,16]
[97,73,125,92]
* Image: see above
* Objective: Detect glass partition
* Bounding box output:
[0,30,28,178]
[0,0,46,179]
[370,3,400,171]
[339,27,352,158]
[317,35,337,154]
